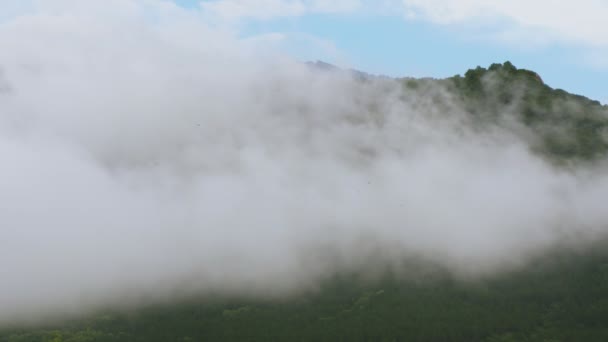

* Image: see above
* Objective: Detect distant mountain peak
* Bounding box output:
[305,60,339,71]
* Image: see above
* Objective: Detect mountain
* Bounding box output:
[445,62,608,161]
[3,63,608,342]
[311,61,608,162]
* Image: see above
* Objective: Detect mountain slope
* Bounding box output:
[3,62,608,342]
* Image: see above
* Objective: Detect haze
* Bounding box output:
[1,0,607,324]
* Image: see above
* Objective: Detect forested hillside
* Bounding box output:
[408,62,608,161]
[3,63,608,342]
[3,243,608,342]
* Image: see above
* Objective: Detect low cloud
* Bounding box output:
[1,1,608,325]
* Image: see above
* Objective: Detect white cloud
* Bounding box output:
[1,0,608,324]
[401,0,608,48]
[199,0,361,20]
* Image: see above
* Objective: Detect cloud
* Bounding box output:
[1,0,608,326]
[199,0,361,20]
[401,0,608,47]
[398,0,608,75]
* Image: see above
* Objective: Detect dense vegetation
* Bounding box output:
[3,243,608,341]
[404,61,608,162]
[3,63,608,341]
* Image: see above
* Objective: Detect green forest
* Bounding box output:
[3,63,608,342]
[3,243,608,342]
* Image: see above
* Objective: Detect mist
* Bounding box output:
[1,1,608,324]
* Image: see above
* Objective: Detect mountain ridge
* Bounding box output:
[308,60,608,162]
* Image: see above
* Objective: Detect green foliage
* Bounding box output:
[3,244,608,341]
[444,62,608,162]
[4,329,124,342]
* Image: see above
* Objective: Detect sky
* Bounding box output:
[174,0,607,103]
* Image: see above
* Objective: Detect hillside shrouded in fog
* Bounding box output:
[1,1,608,341]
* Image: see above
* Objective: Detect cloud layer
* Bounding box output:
[1,1,608,325]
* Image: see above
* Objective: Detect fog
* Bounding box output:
[1,1,608,324]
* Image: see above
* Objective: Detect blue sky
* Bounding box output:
[175,0,607,103]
